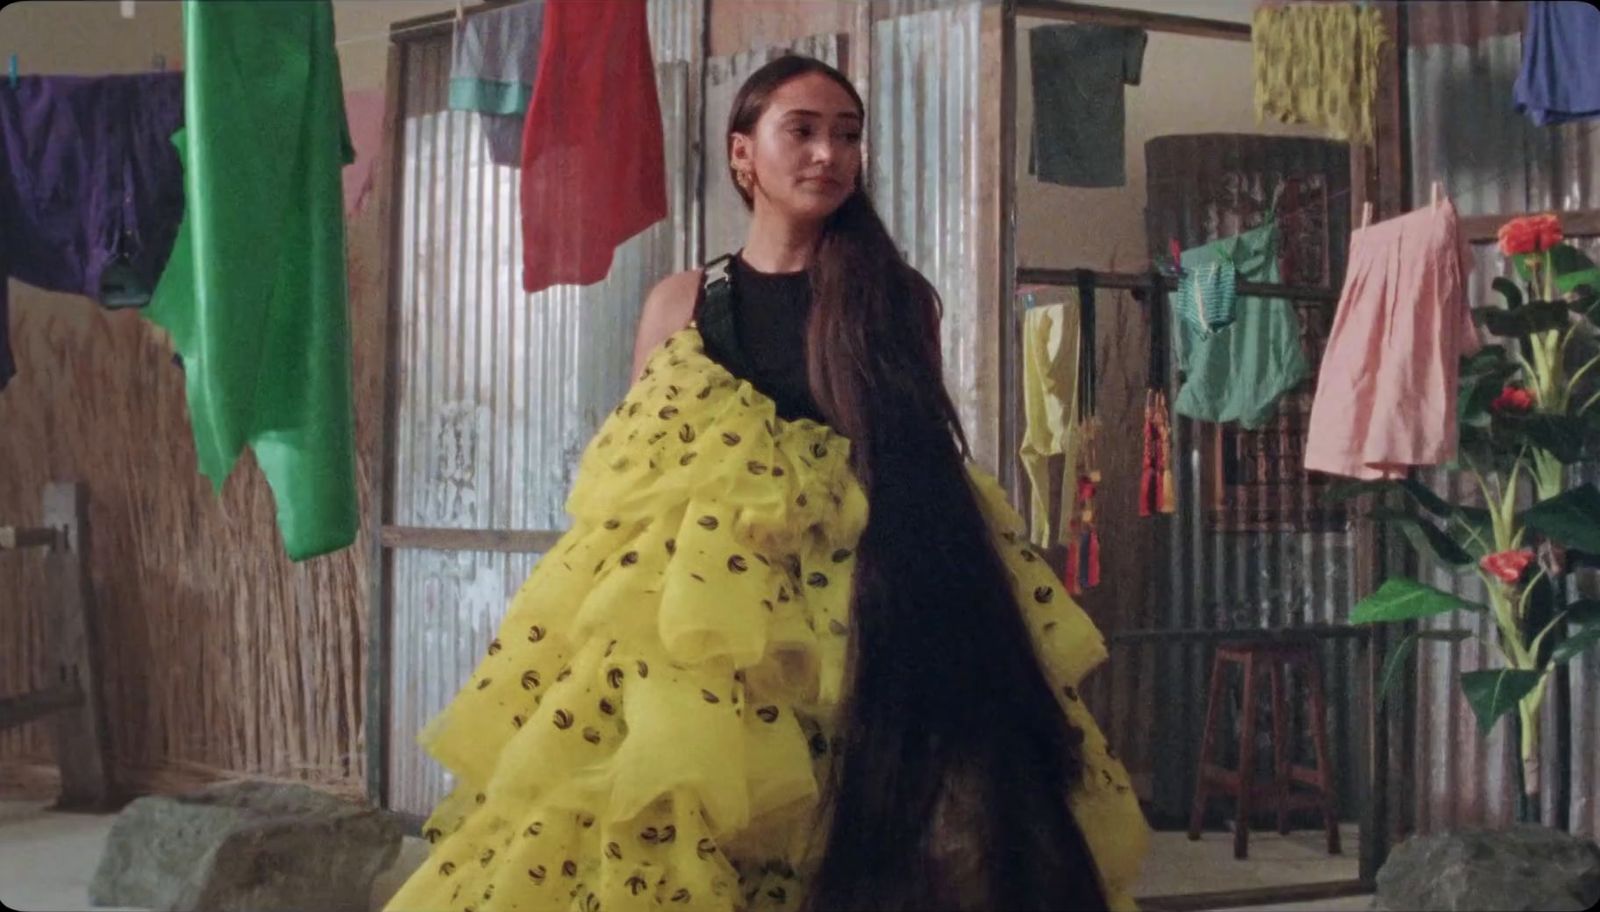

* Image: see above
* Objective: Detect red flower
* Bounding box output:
[1480,549,1535,585]
[1492,385,1535,413]
[1497,213,1563,257]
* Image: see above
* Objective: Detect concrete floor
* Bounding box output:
[2,799,1367,912]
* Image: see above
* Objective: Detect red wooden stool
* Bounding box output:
[1187,639,1340,860]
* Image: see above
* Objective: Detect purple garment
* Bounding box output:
[1514,1,1600,127]
[0,72,185,390]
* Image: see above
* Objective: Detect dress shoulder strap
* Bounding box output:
[694,253,751,379]
[692,253,737,325]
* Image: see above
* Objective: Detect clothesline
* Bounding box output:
[335,17,459,48]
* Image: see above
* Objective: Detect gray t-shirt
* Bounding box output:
[1029,24,1147,188]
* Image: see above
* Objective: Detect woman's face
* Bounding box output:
[731,72,863,224]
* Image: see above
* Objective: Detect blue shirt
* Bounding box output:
[1513,1,1600,126]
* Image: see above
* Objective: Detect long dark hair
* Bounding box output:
[728,56,1110,911]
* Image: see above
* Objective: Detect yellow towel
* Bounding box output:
[1020,298,1081,549]
[1253,3,1387,145]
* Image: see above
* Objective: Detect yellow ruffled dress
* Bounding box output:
[384,329,1150,912]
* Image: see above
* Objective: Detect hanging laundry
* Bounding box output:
[1028,23,1147,188]
[1019,293,1082,550]
[0,72,184,391]
[145,0,358,561]
[520,0,665,295]
[1253,3,1387,145]
[1304,195,1479,481]
[448,0,545,165]
[1513,1,1600,127]
[1171,221,1309,430]
[342,88,386,216]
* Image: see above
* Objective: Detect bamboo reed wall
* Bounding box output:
[0,171,389,802]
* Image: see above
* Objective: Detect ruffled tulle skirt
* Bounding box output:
[384,329,1148,912]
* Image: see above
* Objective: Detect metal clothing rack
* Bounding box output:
[1001,3,1397,902]
[1016,266,1340,306]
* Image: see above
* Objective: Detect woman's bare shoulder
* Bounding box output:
[631,269,704,380]
[647,269,704,316]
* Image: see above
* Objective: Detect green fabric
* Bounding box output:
[448,77,533,116]
[1171,221,1308,430]
[1176,258,1238,335]
[146,0,357,561]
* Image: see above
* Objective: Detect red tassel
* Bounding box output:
[1140,406,1156,517]
[1086,527,1101,589]
[1063,534,1082,596]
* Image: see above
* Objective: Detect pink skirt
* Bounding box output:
[1304,198,1481,480]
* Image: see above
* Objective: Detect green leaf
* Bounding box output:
[1462,344,1518,375]
[1398,477,1491,526]
[1457,348,1522,430]
[1460,669,1544,733]
[1398,476,1454,516]
[1378,632,1418,708]
[1550,243,1600,296]
[1566,288,1600,324]
[1321,478,1400,506]
[1552,624,1600,665]
[1500,413,1588,463]
[1370,508,1476,570]
[1549,602,1600,665]
[1521,484,1600,553]
[1454,422,1522,476]
[1351,577,1477,625]
[1514,253,1536,286]
[1474,301,1571,337]
[1564,599,1600,625]
[1492,276,1525,310]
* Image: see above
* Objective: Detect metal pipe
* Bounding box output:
[1017,267,1340,304]
[1017,0,1252,42]
[998,0,1020,499]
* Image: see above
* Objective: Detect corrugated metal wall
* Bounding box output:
[872,2,989,451]
[1406,0,1600,836]
[385,0,703,816]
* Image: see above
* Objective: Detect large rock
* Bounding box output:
[89,780,402,912]
[1375,825,1600,912]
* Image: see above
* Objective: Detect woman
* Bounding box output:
[385,55,1148,912]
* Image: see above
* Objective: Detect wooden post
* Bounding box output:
[42,482,117,811]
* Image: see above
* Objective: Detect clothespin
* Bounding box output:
[450,0,467,60]
[1361,201,1374,228]
[1166,237,1186,277]
[7,55,16,90]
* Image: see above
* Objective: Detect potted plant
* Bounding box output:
[1334,212,1600,826]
